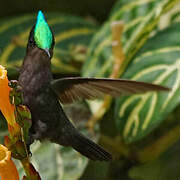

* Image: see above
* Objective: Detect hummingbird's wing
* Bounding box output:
[51,77,170,104]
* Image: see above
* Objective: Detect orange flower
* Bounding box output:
[0,144,19,180]
[0,65,20,136]
[0,65,16,126]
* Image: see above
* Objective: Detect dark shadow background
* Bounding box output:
[1,0,116,22]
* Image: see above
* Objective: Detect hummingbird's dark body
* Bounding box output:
[18,26,112,160]
[18,11,169,161]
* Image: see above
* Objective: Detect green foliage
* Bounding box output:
[82,0,180,142]
[82,0,178,77]
[129,141,180,180]
[0,0,180,179]
[115,22,180,142]
[0,13,97,77]
[17,142,88,180]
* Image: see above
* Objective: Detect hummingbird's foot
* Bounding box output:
[9,80,23,106]
[86,96,112,133]
[9,80,23,95]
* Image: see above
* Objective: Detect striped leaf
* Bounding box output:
[0,13,97,77]
[115,22,180,142]
[82,0,179,78]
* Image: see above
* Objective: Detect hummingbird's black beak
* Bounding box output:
[44,48,51,58]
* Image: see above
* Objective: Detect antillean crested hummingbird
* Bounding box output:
[18,11,169,161]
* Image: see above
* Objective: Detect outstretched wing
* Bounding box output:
[51,77,170,104]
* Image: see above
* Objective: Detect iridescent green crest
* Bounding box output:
[34,11,53,50]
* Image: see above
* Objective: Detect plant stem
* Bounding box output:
[21,158,41,180]
[86,21,125,131]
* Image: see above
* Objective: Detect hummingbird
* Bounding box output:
[18,11,169,161]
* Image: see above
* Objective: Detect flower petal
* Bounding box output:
[0,65,16,125]
[0,144,19,180]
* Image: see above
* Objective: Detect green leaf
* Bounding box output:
[16,142,88,180]
[82,0,179,78]
[58,146,88,180]
[0,13,97,78]
[16,142,60,179]
[115,22,180,143]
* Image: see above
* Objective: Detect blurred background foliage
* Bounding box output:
[0,0,180,179]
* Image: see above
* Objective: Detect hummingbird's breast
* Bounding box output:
[18,58,52,106]
[18,58,56,141]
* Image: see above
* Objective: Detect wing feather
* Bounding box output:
[51,77,170,104]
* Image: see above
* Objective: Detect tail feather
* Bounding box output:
[71,133,112,161]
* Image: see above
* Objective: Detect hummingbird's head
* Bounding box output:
[27,11,55,59]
